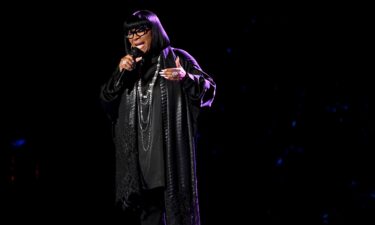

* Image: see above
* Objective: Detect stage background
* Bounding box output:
[1,1,373,224]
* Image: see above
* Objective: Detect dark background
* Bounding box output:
[1,1,373,224]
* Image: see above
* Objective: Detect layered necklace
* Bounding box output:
[137,55,161,152]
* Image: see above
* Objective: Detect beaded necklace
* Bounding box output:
[137,55,161,152]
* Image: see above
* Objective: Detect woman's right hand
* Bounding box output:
[119,55,135,72]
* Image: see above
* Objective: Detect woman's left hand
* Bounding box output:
[159,57,186,81]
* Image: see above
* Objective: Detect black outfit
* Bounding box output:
[115,187,165,225]
[100,46,216,225]
[137,55,164,190]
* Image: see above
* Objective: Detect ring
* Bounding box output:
[171,71,178,78]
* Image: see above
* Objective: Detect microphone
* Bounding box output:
[115,47,144,87]
[130,47,144,60]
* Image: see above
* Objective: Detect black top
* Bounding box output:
[137,55,164,190]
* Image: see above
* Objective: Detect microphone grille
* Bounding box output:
[131,47,144,58]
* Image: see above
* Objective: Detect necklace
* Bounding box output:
[137,55,160,152]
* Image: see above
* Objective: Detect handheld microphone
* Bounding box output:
[129,47,144,60]
[115,47,144,87]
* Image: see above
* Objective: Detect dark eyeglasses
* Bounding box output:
[126,27,150,39]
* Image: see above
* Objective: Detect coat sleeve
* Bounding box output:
[99,67,127,121]
[173,48,216,108]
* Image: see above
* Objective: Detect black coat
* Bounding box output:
[100,46,216,225]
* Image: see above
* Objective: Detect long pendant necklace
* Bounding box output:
[137,56,161,152]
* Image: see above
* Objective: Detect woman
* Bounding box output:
[100,10,216,225]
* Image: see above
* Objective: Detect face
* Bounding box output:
[127,26,152,54]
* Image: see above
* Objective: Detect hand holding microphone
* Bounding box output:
[119,47,144,72]
[119,55,135,72]
[115,47,144,87]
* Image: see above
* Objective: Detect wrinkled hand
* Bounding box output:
[159,57,186,81]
